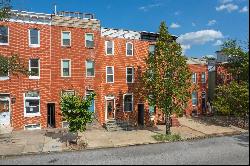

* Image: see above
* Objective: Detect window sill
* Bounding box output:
[86,47,95,49]
[106,54,114,56]
[0,77,9,80]
[106,82,114,84]
[126,55,133,57]
[86,76,95,78]
[0,43,9,46]
[24,113,41,117]
[61,45,71,48]
[29,45,40,48]
[29,77,40,80]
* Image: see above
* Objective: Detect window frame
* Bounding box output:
[106,66,114,83]
[105,40,114,55]
[126,67,134,83]
[192,72,197,84]
[61,31,71,47]
[86,60,95,77]
[201,72,206,83]
[23,92,41,117]
[126,42,133,56]
[29,59,40,80]
[85,33,94,48]
[123,93,133,112]
[61,59,71,77]
[192,91,198,106]
[149,44,155,55]
[0,26,9,45]
[28,28,40,47]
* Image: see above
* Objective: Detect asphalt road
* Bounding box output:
[0,133,249,165]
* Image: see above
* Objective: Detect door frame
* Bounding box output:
[105,96,115,121]
[47,103,56,128]
[0,94,11,126]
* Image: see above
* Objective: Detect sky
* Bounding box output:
[11,0,249,58]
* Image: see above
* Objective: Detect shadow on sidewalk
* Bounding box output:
[232,133,249,147]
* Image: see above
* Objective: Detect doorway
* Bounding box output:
[47,103,55,128]
[202,92,206,115]
[0,94,10,126]
[138,104,144,126]
[106,99,115,120]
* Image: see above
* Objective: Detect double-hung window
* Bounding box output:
[201,72,206,83]
[124,94,133,112]
[24,91,40,117]
[192,91,198,106]
[192,73,197,83]
[106,66,114,83]
[126,42,133,56]
[85,34,94,48]
[126,67,134,83]
[29,29,40,47]
[86,60,95,77]
[29,59,40,79]
[0,26,8,45]
[61,60,71,77]
[62,31,71,46]
[106,41,114,55]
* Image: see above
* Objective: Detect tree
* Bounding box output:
[142,22,191,135]
[60,92,95,141]
[0,0,11,20]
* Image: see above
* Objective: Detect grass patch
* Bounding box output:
[152,134,182,142]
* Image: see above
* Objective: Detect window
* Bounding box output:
[25,124,41,130]
[61,31,71,46]
[29,29,40,47]
[86,60,95,77]
[85,34,94,48]
[106,66,114,83]
[24,91,40,117]
[192,73,197,83]
[29,59,40,79]
[61,60,71,77]
[149,45,155,55]
[192,91,198,106]
[61,90,75,96]
[105,41,114,55]
[124,94,133,112]
[126,42,133,56]
[126,67,134,83]
[0,68,8,80]
[0,26,8,45]
[201,72,206,83]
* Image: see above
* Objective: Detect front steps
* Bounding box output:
[104,120,133,132]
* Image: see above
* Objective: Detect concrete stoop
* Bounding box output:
[104,120,133,132]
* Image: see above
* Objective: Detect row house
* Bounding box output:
[0,10,208,130]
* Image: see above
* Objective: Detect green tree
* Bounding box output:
[60,92,95,135]
[0,0,11,20]
[142,22,191,135]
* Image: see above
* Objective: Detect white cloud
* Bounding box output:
[220,0,233,4]
[207,20,217,26]
[180,45,191,54]
[239,6,248,13]
[216,3,239,12]
[139,3,161,12]
[170,23,181,28]
[213,40,223,46]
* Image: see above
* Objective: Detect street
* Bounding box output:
[0,133,249,165]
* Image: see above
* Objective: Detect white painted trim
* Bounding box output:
[105,96,115,121]
[86,60,95,77]
[29,59,40,79]
[106,66,114,83]
[28,28,40,48]
[105,41,114,55]
[85,33,94,48]
[192,72,197,84]
[126,67,134,83]
[23,93,41,117]
[61,59,71,77]
[24,123,41,130]
[126,42,133,56]
[61,31,71,47]
[123,93,133,112]
[0,26,9,46]
[202,72,206,83]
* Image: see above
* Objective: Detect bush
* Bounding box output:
[152,134,182,142]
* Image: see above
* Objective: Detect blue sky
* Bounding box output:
[12,0,249,58]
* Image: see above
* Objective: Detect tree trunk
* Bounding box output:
[165,113,171,135]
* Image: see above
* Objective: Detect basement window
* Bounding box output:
[25,124,41,130]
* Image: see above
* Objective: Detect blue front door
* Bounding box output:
[88,99,95,113]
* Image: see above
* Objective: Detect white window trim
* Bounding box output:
[105,41,114,55]
[0,26,9,46]
[61,31,71,47]
[192,92,198,106]
[126,42,133,56]
[126,67,134,83]
[24,124,41,130]
[104,96,115,121]
[86,60,95,77]
[192,73,197,84]
[29,59,40,80]
[61,59,71,77]
[106,66,114,83]
[202,72,206,83]
[123,93,133,112]
[28,29,40,47]
[85,33,94,48]
[23,93,41,117]
[0,70,9,80]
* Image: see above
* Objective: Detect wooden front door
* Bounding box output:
[107,99,115,120]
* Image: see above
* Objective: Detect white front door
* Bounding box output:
[0,95,10,125]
